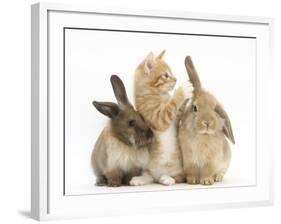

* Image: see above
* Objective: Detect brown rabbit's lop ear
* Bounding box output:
[110,75,129,107]
[184,56,202,90]
[215,104,235,144]
[92,101,119,119]
[157,49,166,59]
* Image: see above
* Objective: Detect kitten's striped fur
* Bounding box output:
[131,50,186,186]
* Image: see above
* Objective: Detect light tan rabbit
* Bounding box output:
[91,75,153,187]
[178,56,235,185]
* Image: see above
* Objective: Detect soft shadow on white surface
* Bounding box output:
[67,177,254,196]
[18,211,31,219]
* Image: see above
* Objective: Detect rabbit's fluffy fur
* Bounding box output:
[91,75,153,187]
[178,56,235,185]
[92,125,150,186]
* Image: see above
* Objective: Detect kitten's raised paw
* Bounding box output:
[159,175,176,186]
[200,177,214,185]
[180,82,194,99]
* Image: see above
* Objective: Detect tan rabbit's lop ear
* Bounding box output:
[110,75,129,107]
[157,49,166,59]
[215,104,235,144]
[92,101,119,119]
[184,56,202,90]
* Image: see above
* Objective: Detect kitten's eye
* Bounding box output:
[128,119,136,127]
[163,72,169,78]
[193,105,198,112]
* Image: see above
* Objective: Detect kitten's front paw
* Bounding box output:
[130,176,146,186]
[180,82,193,99]
[159,175,176,186]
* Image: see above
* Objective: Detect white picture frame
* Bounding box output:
[31,2,274,221]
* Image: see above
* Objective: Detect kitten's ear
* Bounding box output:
[157,50,166,59]
[144,52,154,74]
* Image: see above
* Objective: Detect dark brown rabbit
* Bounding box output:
[91,75,153,187]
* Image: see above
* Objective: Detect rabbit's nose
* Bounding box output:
[146,128,153,139]
[202,120,209,127]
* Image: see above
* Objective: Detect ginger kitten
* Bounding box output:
[130,50,193,185]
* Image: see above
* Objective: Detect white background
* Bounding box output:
[65,28,256,195]
[0,0,279,223]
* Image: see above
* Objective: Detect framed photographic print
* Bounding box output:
[31,2,274,221]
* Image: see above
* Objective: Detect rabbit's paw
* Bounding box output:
[186,175,199,184]
[107,178,122,187]
[200,177,214,185]
[95,175,107,186]
[214,174,224,182]
[159,175,176,186]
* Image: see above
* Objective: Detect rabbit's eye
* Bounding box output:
[128,119,136,127]
[139,114,145,121]
[193,105,198,112]
[163,72,169,78]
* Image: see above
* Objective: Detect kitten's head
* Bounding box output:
[138,50,177,93]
